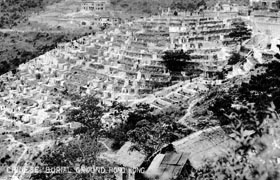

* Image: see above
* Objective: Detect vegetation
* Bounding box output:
[31,96,190,179]
[107,103,192,155]
[277,0,280,9]
[0,0,95,75]
[170,0,206,11]
[30,60,280,180]
[162,50,191,73]
[0,0,62,28]
[187,57,280,179]
[66,95,105,137]
[31,137,115,180]
[209,61,280,131]
[227,52,247,65]
[110,0,248,15]
[191,104,280,180]
[162,50,201,80]
[0,31,92,75]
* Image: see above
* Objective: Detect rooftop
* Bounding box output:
[146,152,190,180]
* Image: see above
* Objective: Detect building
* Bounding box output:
[145,152,191,180]
[250,0,278,9]
[81,0,109,11]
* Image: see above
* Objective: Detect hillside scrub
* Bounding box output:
[110,0,249,15]
[0,31,93,75]
[0,0,62,28]
[209,61,280,133]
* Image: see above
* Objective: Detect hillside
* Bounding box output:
[0,31,93,75]
[0,0,250,75]
[0,0,94,75]
[110,0,249,15]
[0,0,63,28]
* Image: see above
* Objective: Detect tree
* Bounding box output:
[162,50,191,75]
[106,102,190,155]
[229,20,252,45]
[66,95,105,137]
[209,61,280,131]
[227,52,246,66]
[197,0,207,9]
[107,103,155,150]
[277,0,280,9]
[170,0,196,11]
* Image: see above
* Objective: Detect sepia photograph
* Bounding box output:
[0,0,280,179]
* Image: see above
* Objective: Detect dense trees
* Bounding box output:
[170,0,207,11]
[107,103,192,155]
[107,103,156,151]
[66,95,105,136]
[162,50,201,81]
[209,60,280,134]
[162,50,191,73]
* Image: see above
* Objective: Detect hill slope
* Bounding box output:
[110,0,249,15]
[0,0,63,28]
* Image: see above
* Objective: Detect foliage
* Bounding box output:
[107,103,155,151]
[0,0,62,28]
[162,50,191,73]
[161,49,201,81]
[170,0,196,11]
[194,61,280,178]
[228,52,246,66]
[209,61,280,132]
[66,95,106,138]
[0,31,90,75]
[107,103,192,155]
[127,112,191,155]
[171,0,207,11]
[277,0,280,9]
[110,0,248,15]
